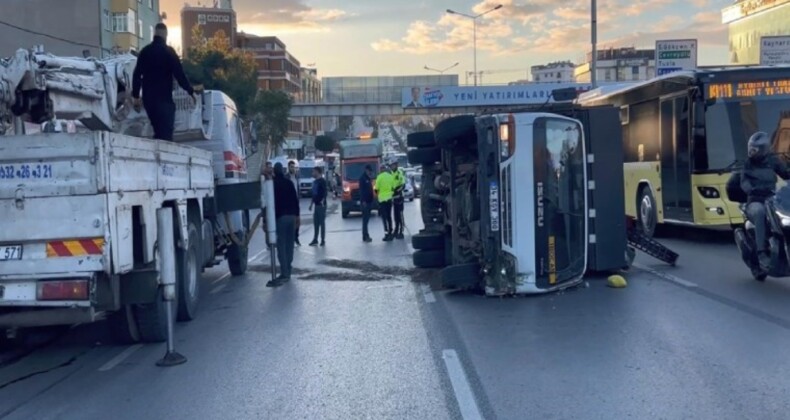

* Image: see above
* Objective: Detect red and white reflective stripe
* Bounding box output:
[223,151,247,173]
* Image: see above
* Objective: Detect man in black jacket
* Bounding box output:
[359,165,375,243]
[131,23,196,141]
[309,167,328,246]
[741,131,790,270]
[270,163,300,286]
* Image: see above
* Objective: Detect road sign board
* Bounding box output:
[655,39,697,76]
[760,36,790,66]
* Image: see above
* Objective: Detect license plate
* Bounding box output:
[0,163,54,181]
[490,182,500,232]
[0,245,22,261]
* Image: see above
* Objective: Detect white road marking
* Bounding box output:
[634,263,698,288]
[210,283,227,295]
[211,272,231,285]
[248,248,267,263]
[98,344,143,372]
[442,349,483,420]
[421,284,436,303]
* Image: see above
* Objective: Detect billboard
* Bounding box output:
[761,36,790,66]
[400,83,605,108]
[655,39,698,76]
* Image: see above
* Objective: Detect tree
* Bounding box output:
[249,90,293,152]
[182,25,258,114]
[315,135,336,153]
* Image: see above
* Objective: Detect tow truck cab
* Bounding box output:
[409,102,629,296]
[339,139,383,218]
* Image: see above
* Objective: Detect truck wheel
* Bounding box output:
[435,115,476,150]
[227,241,248,276]
[412,231,444,250]
[133,287,168,343]
[638,187,657,238]
[407,131,436,148]
[408,147,441,166]
[440,263,480,289]
[110,305,141,344]
[202,219,215,267]
[177,223,200,322]
[413,249,446,268]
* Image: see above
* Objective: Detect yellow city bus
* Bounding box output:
[580,67,790,236]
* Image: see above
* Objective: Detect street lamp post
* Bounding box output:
[591,0,598,88]
[424,62,460,74]
[446,5,503,86]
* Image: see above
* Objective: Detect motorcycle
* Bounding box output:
[728,177,790,281]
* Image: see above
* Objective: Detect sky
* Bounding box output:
[161,0,733,84]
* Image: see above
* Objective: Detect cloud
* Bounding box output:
[162,0,351,32]
[371,0,688,55]
[371,0,727,59]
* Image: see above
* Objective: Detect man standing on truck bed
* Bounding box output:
[270,163,300,287]
[131,23,196,141]
[375,164,395,241]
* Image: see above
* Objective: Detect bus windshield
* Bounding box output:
[704,90,790,170]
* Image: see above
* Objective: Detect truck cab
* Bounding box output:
[408,102,630,296]
[339,139,383,218]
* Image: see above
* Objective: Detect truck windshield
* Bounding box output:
[299,167,314,179]
[535,118,586,286]
[343,162,378,181]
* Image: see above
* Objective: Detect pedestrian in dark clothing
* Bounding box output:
[269,162,300,287]
[131,23,196,141]
[741,131,790,271]
[309,167,328,246]
[359,165,375,243]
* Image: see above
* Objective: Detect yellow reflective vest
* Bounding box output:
[375,171,395,202]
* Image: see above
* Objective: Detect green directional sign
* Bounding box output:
[659,51,691,60]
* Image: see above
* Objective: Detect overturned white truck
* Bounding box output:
[408,92,678,296]
[0,47,272,342]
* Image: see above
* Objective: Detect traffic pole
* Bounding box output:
[155,208,187,367]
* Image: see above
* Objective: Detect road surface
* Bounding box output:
[2,199,790,419]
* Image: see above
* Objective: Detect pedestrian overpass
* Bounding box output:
[289,83,608,118]
[289,101,483,117]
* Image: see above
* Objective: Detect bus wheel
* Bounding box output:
[638,187,657,238]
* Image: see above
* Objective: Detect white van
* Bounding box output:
[297,158,325,197]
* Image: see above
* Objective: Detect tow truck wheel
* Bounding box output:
[110,304,142,344]
[413,249,446,268]
[435,115,476,150]
[176,223,200,321]
[133,287,168,343]
[412,231,444,250]
[638,187,657,238]
[408,147,441,166]
[407,131,436,148]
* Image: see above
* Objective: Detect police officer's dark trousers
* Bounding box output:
[144,99,176,141]
[380,199,393,236]
[393,197,404,235]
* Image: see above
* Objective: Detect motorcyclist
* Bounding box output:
[740,131,790,270]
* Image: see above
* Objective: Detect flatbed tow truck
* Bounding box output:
[0,47,275,342]
[406,88,677,296]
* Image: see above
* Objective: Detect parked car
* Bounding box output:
[403,175,416,201]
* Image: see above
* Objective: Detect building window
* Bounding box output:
[138,19,143,39]
[149,0,153,7]
[104,10,111,31]
[632,66,639,75]
[111,10,137,34]
[150,26,154,41]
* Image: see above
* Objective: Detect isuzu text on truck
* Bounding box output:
[0,47,272,342]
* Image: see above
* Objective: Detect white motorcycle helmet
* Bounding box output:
[747,131,771,160]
